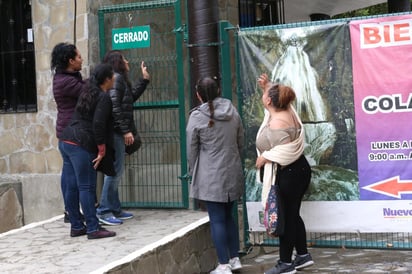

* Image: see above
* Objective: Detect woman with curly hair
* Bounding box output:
[51,42,87,222]
[60,63,117,239]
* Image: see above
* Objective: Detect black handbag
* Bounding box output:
[96,146,116,176]
[125,132,142,155]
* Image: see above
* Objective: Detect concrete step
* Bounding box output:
[0,209,212,273]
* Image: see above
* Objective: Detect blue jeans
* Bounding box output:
[97,133,124,217]
[58,140,72,212]
[59,142,99,233]
[205,201,240,264]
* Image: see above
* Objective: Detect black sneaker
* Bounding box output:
[265,261,296,274]
[293,253,314,270]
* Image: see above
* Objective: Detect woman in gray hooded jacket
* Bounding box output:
[186,77,244,274]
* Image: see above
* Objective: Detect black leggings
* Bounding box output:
[277,155,311,263]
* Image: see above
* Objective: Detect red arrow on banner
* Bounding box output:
[363,176,412,198]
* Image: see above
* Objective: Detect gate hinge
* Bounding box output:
[178,173,192,183]
[173,24,188,42]
[173,24,186,33]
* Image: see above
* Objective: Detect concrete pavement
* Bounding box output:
[0,208,411,273]
[238,245,412,273]
[0,209,209,273]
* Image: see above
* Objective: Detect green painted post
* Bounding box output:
[174,0,189,208]
[219,20,235,100]
[98,10,106,60]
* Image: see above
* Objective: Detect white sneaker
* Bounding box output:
[229,257,242,271]
[210,264,232,274]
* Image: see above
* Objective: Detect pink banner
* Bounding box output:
[350,14,412,200]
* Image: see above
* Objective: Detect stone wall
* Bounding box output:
[106,222,216,274]
[105,207,244,273]
[0,181,23,233]
[0,0,90,227]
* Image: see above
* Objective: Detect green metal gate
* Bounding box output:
[98,0,188,208]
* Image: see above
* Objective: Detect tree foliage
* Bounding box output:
[333,1,412,19]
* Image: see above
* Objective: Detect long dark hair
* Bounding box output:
[51,42,77,72]
[76,63,113,115]
[196,77,220,127]
[102,50,131,87]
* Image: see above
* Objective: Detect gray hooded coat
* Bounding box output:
[186,97,244,203]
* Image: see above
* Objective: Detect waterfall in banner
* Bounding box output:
[271,45,336,165]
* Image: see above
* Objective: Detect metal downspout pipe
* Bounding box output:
[187,0,220,108]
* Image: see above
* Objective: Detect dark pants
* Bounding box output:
[277,155,311,263]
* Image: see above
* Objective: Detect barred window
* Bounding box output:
[0,0,37,113]
[239,0,285,27]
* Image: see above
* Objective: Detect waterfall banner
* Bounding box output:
[238,14,412,233]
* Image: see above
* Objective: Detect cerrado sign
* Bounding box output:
[112,25,150,50]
